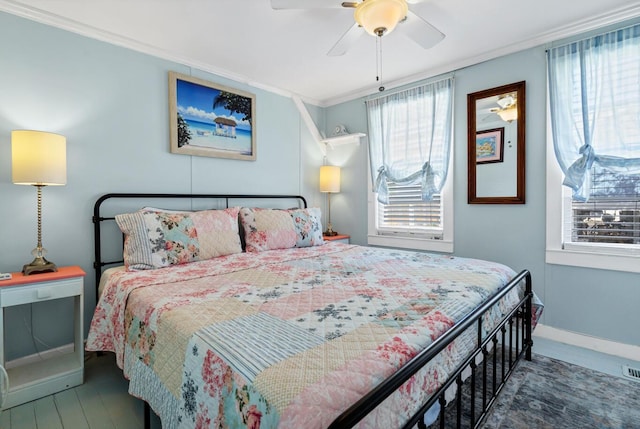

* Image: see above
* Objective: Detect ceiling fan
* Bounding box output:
[271,0,445,56]
[492,94,516,111]
[481,94,518,122]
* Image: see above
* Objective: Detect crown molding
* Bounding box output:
[1,1,638,108]
[0,0,326,105]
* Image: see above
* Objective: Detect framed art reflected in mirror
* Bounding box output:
[476,127,504,164]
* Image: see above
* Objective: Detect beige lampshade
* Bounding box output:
[12,130,67,186]
[319,165,341,193]
[354,0,408,36]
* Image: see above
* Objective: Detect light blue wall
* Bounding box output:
[1,11,637,361]
[453,48,548,296]
[324,47,639,347]
[324,103,369,241]
[0,12,324,360]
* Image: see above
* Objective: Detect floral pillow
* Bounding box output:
[239,207,324,252]
[288,207,324,248]
[239,207,297,252]
[116,207,242,270]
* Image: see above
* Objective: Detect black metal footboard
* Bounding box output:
[328,269,533,429]
[139,268,532,429]
[139,269,531,429]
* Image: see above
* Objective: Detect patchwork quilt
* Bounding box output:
[86,243,530,429]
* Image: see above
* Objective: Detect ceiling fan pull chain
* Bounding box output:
[377,35,385,92]
[375,36,380,83]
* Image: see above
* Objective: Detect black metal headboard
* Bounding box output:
[92,193,307,301]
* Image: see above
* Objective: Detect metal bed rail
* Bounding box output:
[328,269,533,429]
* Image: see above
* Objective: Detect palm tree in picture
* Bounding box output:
[177,113,191,147]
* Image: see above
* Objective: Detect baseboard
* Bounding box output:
[534,324,640,362]
[4,343,74,370]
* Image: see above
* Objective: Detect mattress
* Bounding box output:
[86,243,531,428]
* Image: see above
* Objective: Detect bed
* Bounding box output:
[86,193,542,429]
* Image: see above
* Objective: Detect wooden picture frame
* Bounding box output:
[475,127,504,164]
[169,72,256,160]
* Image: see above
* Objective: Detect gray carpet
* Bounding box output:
[482,354,640,428]
[428,353,640,429]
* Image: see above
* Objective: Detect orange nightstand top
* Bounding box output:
[0,266,86,287]
[323,234,350,242]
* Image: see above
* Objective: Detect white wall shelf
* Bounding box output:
[321,133,365,148]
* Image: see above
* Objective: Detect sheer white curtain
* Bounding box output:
[548,23,640,201]
[366,77,453,204]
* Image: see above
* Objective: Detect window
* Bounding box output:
[365,77,454,252]
[546,23,640,272]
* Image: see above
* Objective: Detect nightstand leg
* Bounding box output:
[0,307,4,369]
[75,295,83,368]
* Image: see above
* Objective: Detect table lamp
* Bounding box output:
[319,165,340,236]
[12,130,67,275]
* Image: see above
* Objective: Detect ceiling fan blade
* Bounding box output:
[496,95,516,108]
[271,0,343,9]
[327,23,363,56]
[402,9,445,49]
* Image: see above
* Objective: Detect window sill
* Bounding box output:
[368,234,453,253]
[546,248,640,274]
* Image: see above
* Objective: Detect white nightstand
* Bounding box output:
[323,234,350,244]
[0,266,85,409]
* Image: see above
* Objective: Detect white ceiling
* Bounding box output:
[2,0,640,106]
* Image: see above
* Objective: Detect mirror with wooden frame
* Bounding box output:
[467,81,526,204]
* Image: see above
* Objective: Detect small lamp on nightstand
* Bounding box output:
[319,165,340,236]
[12,130,67,275]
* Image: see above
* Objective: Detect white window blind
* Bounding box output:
[376,183,442,238]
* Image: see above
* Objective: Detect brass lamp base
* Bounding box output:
[23,256,58,276]
[23,185,60,275]
[323,223,338,237]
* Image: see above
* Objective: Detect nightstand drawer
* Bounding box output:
[0,278,83,307]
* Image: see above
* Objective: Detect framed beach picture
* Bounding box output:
[475,127,504,164]
[169,72,256,160]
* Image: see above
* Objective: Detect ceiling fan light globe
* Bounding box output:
[497,106,518,123]
[354,0,408,37]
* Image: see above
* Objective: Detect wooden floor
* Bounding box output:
[0,352,151,429]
